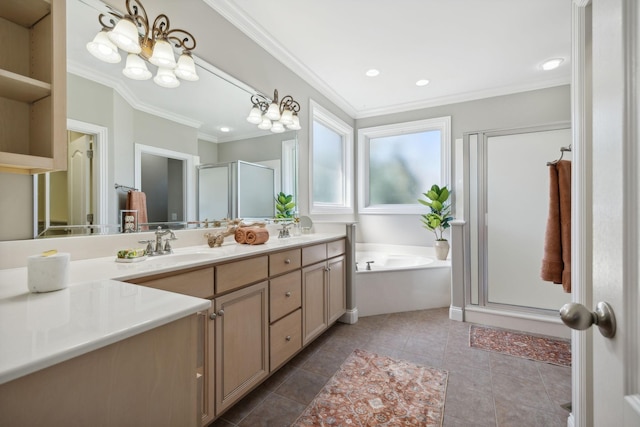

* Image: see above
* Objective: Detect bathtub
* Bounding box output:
[355,243,451,317]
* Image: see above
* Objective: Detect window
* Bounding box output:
[309,100,354,213]
[358,116,451,214]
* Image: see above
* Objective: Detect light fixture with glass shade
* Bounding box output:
[246,89,302,133]
[86,0,198,88]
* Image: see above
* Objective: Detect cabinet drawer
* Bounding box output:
[302,243,326,266]
[328,239,345,258]
[270,271,302,322]
[132,267,214,299]
[269,248,301,276]
[215,256,268,294]
[270,309,302,371]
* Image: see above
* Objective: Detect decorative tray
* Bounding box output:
[115,248,147,263]
[115,256,147,263]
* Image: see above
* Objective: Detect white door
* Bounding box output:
[67,133,92,225]
[574,0,640,425]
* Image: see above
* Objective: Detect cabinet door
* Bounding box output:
[328,255,346,324]
[200,305,215,426]
[214,281,269,415]
[302,262,328,345]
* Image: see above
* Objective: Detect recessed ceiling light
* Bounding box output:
[416,79,430,87]
[220,127,230,132]
[365,69,380,77]
[541,58,564,71]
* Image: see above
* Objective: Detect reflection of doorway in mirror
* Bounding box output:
[141,153,185,224]
[36,132,94,237]
[134,143,198,226]
[67,132,93,226]
[34,120,108,238]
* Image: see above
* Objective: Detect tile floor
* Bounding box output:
[211,307,572,427]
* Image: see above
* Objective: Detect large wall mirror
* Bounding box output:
[22,0,298,240]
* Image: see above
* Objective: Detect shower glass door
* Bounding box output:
[467,124,572,313]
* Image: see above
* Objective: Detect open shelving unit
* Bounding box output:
[0,0,66,174]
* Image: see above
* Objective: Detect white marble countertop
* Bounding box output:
[0,279,211,385]
[0,232,345,385]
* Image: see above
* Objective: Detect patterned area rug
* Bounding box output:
[469,325,571,366]
[292,349,448,427]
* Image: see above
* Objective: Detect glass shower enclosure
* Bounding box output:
[198,161,275,220]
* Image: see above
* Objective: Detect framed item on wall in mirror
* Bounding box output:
[120,210,138,233]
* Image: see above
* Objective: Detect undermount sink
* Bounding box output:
[156,252,213,263]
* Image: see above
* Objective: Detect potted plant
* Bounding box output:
[418,185,453,260]
[275,192,296,218]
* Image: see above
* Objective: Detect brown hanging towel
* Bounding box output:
[126,191,149,231]
[540,160,571,292]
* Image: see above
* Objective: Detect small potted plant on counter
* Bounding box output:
[418,185,453,260]
[275,192,296,219]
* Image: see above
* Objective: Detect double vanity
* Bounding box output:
[0,231,348,426]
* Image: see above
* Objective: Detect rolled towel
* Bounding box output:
[235,228,248,244]
[245,228,269,245]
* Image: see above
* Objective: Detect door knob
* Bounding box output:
[559,301,616,338]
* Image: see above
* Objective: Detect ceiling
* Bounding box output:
[207,0,573,118]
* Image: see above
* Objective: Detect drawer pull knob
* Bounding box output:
[217,309,225,317]
[209,312,217,320]
[285,291,292,297]
[284,258,291,264]
[285,335,292,341]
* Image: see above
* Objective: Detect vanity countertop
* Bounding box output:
[0,232,345,385]
[0,279,211,385]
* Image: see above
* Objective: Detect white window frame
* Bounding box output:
[358,116,451,214]
[309,100,354,214]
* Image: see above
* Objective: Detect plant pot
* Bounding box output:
[434,240,450,260]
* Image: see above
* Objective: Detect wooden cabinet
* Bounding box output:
[127,237,346,425]
[200,305,216,426]
[214,281,269,416]
[328,255,347,324]
[0,0,67,174]
[215,256,268,294]
[302,261,329,345]
[269,248,301,276]
[130,266,215,299]
[301,241,347,345]
[270,309,302,371]
[128,267,215,425]
[269,270,303,371]
[0,315,199,426]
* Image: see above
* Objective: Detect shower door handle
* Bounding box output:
[559,302,616,338]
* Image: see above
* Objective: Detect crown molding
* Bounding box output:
[354,77,571,119]
[67,60,203,130]
[197,132,219,143]
[203,0,358,118]
[204,0,572,121]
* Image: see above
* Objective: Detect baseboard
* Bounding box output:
[339,308,358,324]
[464,306,570,339]
[449,306,464,322]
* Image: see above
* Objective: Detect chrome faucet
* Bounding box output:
[278,222,292,239]
[155,227,176,254]
[139,227,177,256]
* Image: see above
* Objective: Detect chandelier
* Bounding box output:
[246,90,302,133]
[86,0,198,88]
